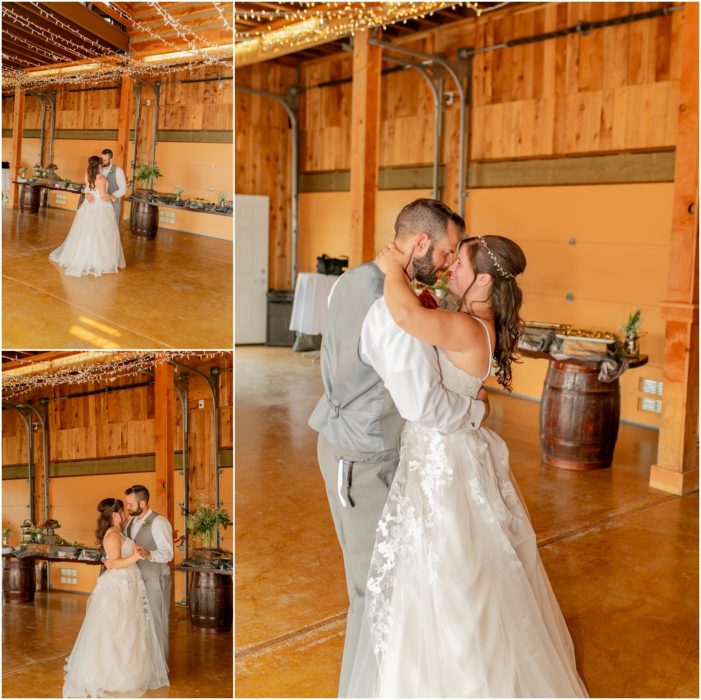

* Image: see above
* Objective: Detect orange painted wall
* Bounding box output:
[3,467,233,599]
[298,182,673,427]
[3,138,233,239]
[298,189,433,274]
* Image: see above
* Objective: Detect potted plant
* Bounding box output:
[185,502,232,550]
[623,309,642,357]
[174,186,184,203]
[18,167,28,182]
[3,527,12,547]
[133,162,163,190]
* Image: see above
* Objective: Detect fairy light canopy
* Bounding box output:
[235,1,502,66]
[2,2,234,92]
[2,351,230,400]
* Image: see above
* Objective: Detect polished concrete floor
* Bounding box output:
[2,590,233,697]
[3,206,232,349]
[236,346,699,698]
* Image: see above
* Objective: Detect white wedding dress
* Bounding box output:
[49,184,126,277]
[63,535,169,698]
[348,326,589,698]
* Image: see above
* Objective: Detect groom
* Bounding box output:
[85,148,126,222]
[309,198,489,696]
[106,484,173,661]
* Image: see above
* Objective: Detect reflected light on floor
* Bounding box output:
[77,316,122,337]
[68,325,120,349]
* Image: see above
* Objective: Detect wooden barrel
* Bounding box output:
[19,184,40,213]
[2,557,36,603]
[130,200,159,238]
[540,360,621,470]
[189,571,232,632]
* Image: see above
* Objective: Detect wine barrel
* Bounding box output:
[19,184,40,213]
[189,571,232,632]
[540,360,621,470]
[2,557,36,603]
[130,200,159,239]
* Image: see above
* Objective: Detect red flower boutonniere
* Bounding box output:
[417,288,439,309]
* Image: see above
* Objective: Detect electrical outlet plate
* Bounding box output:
[197,399,205,409]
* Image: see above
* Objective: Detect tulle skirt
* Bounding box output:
[62,566,169,698]
[49,199,125,277]
[348,423,589,698]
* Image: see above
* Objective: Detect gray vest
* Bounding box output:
[308,263,404,453]
[102,165,119,194]
[127,511,169,580]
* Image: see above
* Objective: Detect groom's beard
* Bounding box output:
[413,245,440,286]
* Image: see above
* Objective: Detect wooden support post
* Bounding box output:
[349,30,381,267]
[154,362,176,580]
[649,2,699,496]
[116,75,133,174]
[116,75,134,221]
[9,87,25,209]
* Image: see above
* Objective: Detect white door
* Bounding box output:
[235,194,269,344]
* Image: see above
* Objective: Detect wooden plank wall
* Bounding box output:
[1,65,232,136]
[236,2,683,288]
[2,355,233,513]
[299,2,682,184]
[235,61,298,290]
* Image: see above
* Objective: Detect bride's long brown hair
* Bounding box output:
[86,155,101,189]
[457,236,526,392]
[96,497,123,551]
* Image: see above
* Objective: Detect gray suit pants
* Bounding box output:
[317,434,399,698]
[142,573,171,663]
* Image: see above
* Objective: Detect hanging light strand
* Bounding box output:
[212,1,234,33]
[2,351,231,399]
[3,5,113,60]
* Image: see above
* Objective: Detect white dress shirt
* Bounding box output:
[359,297,485,432]
[129,508,174,565]
[101,164,126,199]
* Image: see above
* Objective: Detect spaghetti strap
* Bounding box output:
[471,316,493,381]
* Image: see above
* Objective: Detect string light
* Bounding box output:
[2,351,232,399]
[2,2,233,91]
[235,2,488,43]
[1,56,227,92]
[235,1,483,62]
[212,1,234,33]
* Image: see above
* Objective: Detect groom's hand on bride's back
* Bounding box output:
[477,387,490,426]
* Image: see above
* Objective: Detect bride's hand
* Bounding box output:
[375,241,412,275]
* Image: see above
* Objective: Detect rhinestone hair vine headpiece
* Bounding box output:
[479,236,513,279]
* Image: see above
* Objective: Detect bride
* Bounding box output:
[347,236,588,698]
[49,156,126,277]
[63,498,169,698]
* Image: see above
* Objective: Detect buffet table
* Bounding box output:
[289,272,339,336]
[2,552,102,604]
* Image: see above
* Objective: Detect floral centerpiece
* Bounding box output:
[41,518,61,537]
[133,162,163,189]
[3,527,12,547]
[185,503,232,549]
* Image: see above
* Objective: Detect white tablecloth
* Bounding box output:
[289,272,339,335]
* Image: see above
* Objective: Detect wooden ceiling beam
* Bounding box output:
[1,38,63,66]
[2,19,85,62]
[95,2,134,29]
[43,2,129,51]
